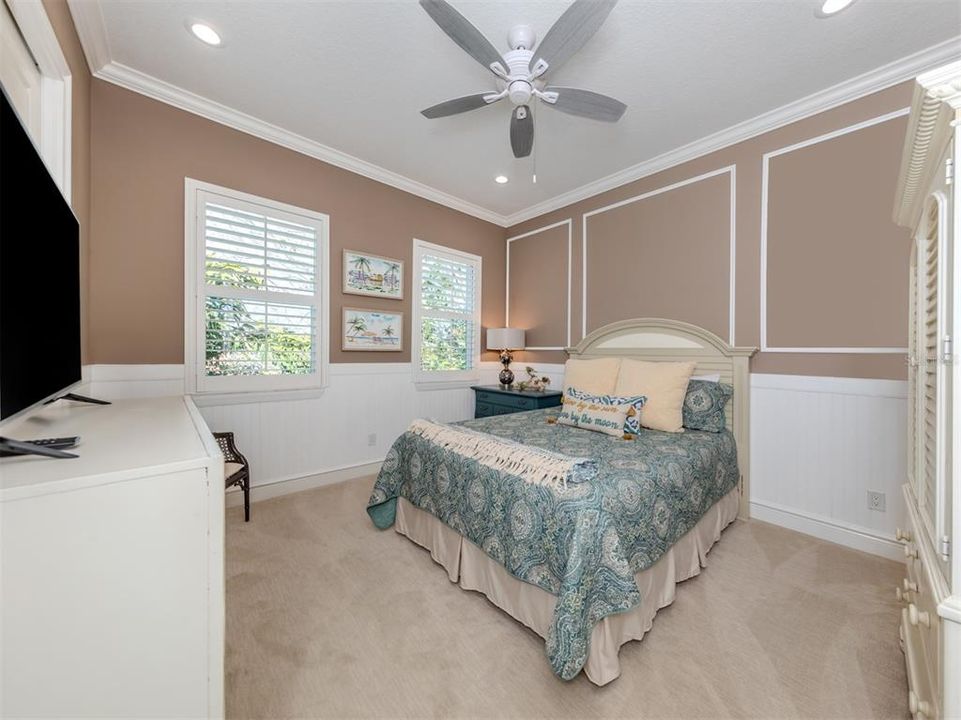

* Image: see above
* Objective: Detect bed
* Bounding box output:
[367,318,756,685]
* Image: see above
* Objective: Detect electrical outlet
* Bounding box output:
[867,490,886,512]
[367,433,377,447]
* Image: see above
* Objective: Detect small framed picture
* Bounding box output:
[343,250,404,300]
[342,308,403,352]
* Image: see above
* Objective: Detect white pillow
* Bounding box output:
[691,373,721,383]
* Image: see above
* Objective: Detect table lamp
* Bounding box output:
[487,328,526,387]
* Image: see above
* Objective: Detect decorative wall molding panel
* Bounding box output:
[750,373,908,560]
[760,108,911,354]
[581,165,736,344]
[506,219,572,350]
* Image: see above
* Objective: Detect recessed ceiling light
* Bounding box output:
[816,0,856,17]
[189,22,222,46]
[495,175,509,184]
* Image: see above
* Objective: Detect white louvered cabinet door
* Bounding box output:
[909,238,920,498]
[917,140,954,579]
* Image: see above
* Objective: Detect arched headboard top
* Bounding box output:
[566,318,757,517]
[567,318,755,359]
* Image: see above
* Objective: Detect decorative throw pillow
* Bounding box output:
[562,357,622,397]
[565,387,647,435]
[682,380,733,432]
[613,359,697,433]
[556,392,635,438]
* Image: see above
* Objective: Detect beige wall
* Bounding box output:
[506,83,913,380]
[42,0,91,361]
[89,81,505,365]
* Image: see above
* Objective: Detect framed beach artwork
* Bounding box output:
[343,250,404,300]
[342,308,403,352]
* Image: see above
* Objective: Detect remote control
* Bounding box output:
[26,437,80,449]
[0,436,80,458]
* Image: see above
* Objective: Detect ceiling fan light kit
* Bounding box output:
[419,0,627,160]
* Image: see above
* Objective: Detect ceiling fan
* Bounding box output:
[419,0,627,159]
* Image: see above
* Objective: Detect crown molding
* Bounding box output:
[65,0,110,73]
[65,0,960,230]
[66,0,506,226]
[503,35,961,227]
[96,62,507,225]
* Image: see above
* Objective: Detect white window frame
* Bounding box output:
[411,238,482,386]
[4,0,72,202]
[184,178,330,401]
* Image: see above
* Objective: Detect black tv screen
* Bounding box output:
[0,87,81,422]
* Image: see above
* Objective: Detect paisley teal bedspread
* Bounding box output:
[366,407,739,680]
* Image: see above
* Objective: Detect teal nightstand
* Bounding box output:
[471,385,563,418]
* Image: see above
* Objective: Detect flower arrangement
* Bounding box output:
[516,366,551,392]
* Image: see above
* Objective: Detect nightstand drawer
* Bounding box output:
[476,391,537,410]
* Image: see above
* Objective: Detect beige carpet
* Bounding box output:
[225,477,908,720]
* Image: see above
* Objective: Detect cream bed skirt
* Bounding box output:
[395,487,740,686]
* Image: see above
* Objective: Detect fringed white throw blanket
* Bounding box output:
[408,419,596,491]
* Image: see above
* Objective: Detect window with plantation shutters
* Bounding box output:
[412,239,482,382]
[185,180,329,395]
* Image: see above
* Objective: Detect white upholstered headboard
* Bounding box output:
[566,318,757,517]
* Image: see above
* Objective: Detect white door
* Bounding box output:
[0,0,42,141]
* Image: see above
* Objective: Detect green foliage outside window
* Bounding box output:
[205,261,313,376]
[420,258,472,371]
[420,317,469,371]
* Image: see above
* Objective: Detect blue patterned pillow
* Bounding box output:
[565,387,647,436]
[682,380,733,432]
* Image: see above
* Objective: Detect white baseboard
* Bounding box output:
[750,499,903,561]
[226,459,383,507]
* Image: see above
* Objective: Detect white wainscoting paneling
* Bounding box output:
[82,363,500,497]
[83,363,187,398]
[82,365,908,560]
[750,373,908,560]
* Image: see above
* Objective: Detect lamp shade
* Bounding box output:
[487,327,525,350]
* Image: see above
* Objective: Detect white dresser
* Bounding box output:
[894,61,961,720]
[0,396,225,718]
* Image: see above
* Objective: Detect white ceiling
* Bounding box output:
[84,0,960,223]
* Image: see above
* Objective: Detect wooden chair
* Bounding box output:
[213,432,251,522]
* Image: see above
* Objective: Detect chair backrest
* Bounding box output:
[213,431,245,465]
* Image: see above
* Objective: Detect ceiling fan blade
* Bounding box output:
[529,0,617,75]
[510,105,534,158]
[420,0,508,76]
[544,87,626,122]
[421,93,500,119]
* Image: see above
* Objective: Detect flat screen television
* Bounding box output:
[0,85,82,426]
